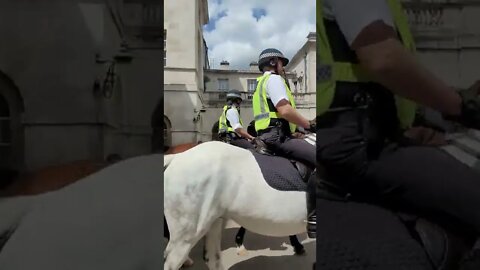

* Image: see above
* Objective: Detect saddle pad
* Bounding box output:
[316,199,433,270]
[250,151,306,192]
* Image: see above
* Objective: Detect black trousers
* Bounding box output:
[259,131,316,168]
[316,124,480,234]
[259,128,317,215]
[277,137,317,216]
[230,137,255,149]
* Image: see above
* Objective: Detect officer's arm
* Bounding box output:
[353,22,461,116]
[267,75,311,129]
[235,128,254,140]
[328,0,462,116]
[226,109,254,140]
[276,101,310,129]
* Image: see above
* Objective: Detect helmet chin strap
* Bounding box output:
[269,58,280,74]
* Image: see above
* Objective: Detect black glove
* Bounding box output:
[252,137,271,155]
[444,87,480,130]
[305,119,316,133]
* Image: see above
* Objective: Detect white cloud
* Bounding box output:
[204,0,315,70]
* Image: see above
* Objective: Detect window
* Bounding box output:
[163,29,167,67]
[247,79,257,92]
[0,95,10,147]
[218,79,229,91]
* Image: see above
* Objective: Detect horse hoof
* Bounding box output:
[181,257,194,268]
[236,245,249,256]
[294,246,306,256]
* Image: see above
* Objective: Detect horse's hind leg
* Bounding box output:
[205,218,225,270]
[235,227,248,256]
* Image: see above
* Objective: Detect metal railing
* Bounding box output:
[203,90,316,106]
[141,4,162,27]
[292,92,316,106]
[401,1,464,40]
[122,2,162,43]
[204,91,252,104]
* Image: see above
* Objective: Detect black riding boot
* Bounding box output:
[307,172,316,238]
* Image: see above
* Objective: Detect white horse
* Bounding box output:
[164,134,316,270]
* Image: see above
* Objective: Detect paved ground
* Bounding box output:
[177,220,316,270]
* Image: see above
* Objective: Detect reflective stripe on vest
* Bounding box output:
[218,105,243,134]
[252,73,297,133]
[317,0,417,129]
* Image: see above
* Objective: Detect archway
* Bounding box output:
[211,120,219,141]
[0,71,25,187]
[151,100,163,153]
[163,116,172,148]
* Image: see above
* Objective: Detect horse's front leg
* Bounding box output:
[235,227,248,256]
[289,235,306,255]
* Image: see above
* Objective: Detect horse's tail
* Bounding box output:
[164,154,176,171]
[0,196,35,247]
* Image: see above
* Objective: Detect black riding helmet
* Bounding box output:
[258,48,289,72]
[226,89,243,103]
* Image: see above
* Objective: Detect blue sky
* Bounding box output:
[203,0,315,69]
[204,10,227,32]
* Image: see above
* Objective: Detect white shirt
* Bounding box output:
[225,106,243,130]
[264,71,290,107]
[323,0,395,45]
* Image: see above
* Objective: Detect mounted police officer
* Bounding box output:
[317,0,480,268]
[218,89,255,149]
[252,48,317,238]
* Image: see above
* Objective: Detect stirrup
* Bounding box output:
[306,213,316,238]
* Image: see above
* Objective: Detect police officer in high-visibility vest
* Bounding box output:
[317,0,480,267]
[218,89,255,149]
[252,48,317,237]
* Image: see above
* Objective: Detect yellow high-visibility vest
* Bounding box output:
[317,0,417,128]
[252,73,297,133]
[218,105,244,134]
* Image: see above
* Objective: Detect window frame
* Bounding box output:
[247,79,257,92]
[218,78,229,91]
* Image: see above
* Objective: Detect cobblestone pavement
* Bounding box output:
[177,220,316,270]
